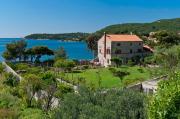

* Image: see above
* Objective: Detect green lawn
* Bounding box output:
[61,66,151,88]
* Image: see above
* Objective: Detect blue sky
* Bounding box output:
[0,0,179,38]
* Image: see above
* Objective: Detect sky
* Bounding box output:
[0,0,180,38]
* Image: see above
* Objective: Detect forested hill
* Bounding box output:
[24,32,90,41]
[95,18,180,36]
[25,18,180,41]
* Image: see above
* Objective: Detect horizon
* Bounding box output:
[0,0,180,38]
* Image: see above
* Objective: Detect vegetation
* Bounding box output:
[54,87,147,119]
[2,18,180,118]
[3,40,54,63]
[149,72,180,119]
[96,18,180,36]
[25,32,90,41]
[60,66,150,88]
[54,47,67,60]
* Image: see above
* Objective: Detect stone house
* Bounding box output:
[98,33,153,67]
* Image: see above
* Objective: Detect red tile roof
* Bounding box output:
[106,34,142,42]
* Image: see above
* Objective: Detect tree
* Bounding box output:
[2,40,27,61]
[153,30,180,46]
[41,72,58,111]
[111,57,122,67]
[54,59,75,73]
[19,74,42,107]
[86,34,100,58]
[155,45,180,74]
[54,47,67,60]
[54,87,147,119]
[31,46,54,63]
[149,72,180,119]
[16,40,27,61]
[25,48,35,62]
[114,70,130,83]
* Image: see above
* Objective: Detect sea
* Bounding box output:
[0,38,93,61]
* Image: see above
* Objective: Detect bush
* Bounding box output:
[83,65,89,70]
[54,87,147,119]
[16,63,29,71]
[149,72,180,119]
[127,59,135,66]
[138,68,144,73]
[4,73,19,87]
[108,67,116,74]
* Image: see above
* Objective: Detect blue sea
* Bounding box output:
[0,38,93,61]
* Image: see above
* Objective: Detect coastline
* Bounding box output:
[24,38,86,42]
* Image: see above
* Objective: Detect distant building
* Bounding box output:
[98,33,153,67]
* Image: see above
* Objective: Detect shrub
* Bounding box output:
[108,67,116,74]
[16,63,29,71]
[4,73,19,87]
[149,72,180,119]
[138,68,144,73]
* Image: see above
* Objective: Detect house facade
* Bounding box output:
[98,33,152,67]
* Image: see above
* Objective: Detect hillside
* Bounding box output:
[25,18,180,41]
[25,32,90,41]
[95,18,180,36]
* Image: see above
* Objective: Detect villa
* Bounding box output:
[98,33,153,67]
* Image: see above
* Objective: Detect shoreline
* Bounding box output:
[24,38,86,42]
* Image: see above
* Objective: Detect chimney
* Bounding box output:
[130,32,133,35]
[104,32,107,58]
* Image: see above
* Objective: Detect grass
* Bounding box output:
[61,66,151,88]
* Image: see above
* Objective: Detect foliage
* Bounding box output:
[56,84,74,98]
[16,63,29,70]
[4,73,19,87]
[25,32,89,41]
[32,46,54,62]
[153,30,180,46]
[54,47,67,60]
[96,18,180,36]
[149,72,180,119]
[3,40,27,61]
[86,34,100,52]
[113,70,130,82]
[0,63,4,74]
[19,108,48,119]
[54,87,147,119]
[63,66,150,88]
[54,59,75,72]
[0,93,20,119]
[3,40,54,63]
[155,45,180,73]
[19,74,43,107]
[111,57,123,67]
[0,93,20,109]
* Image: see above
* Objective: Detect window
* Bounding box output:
[117,43,121,46]
[106,49,111,54]
[130,49,133,54]
[139,43,142,46]
[107,59,110,64]
[138,49,142,53]
[99,49,101,53]
[115,49,121,54]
